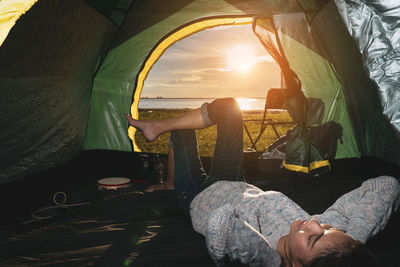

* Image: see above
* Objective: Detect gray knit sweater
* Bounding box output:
[189,176,400,266]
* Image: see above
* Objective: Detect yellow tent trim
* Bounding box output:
[309,160,331,171]
[283,159,331,173]
[129,16,253,151]
[282,160,310,173]
[0,0,39,46]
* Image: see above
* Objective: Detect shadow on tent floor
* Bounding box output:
[0,150,399,266]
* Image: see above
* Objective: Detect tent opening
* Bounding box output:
[133,23,290,156]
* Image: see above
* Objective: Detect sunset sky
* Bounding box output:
[141,24,281,98]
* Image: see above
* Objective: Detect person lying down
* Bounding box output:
[126,98,400,267]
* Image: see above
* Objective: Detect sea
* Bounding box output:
[138,98,266,111]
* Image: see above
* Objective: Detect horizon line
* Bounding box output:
[140,97,265,99]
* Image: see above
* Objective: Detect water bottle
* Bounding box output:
[153,154,166,184]
[139,153,151,179]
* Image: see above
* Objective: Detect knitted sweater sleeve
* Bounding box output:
[315,176,400,243]
[205,204,281,267]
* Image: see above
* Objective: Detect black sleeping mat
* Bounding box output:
[0,151,399,266]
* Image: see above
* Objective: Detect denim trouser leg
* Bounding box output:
[170,130,211,216]
[206,98,245,181]
[171,98,245,216]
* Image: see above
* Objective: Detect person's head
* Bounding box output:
[279,219,367,267]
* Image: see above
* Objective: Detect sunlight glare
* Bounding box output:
[226,44,256,72]
[235,98,256,110]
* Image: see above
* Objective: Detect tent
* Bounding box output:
[0,0,399,266]
[1,0,400,183]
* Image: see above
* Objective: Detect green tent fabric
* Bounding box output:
[0,0,117,183]
[253,16,330,173]
[83,0,303,152]
[85,0,135,28]
[1,0,400,183]
[312,1,400,163]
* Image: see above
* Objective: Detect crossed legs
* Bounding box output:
[127,98,245,214]
[126,108,204,191]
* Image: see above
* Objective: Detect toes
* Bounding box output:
[126,114,135,125]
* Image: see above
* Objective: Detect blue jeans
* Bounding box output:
[170,98,245,216]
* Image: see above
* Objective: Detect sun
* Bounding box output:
[225,44,256,72]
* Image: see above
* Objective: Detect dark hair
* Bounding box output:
[279,234,383,267]
[279,257,289,267]
[307,242,383,267]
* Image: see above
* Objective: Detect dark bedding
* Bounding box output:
[0,151,399,266]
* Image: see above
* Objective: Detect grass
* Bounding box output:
[135,109,294,157]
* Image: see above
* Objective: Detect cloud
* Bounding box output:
[169,67,230,76]
[142,24,281,98]
[160,24,264,64]
[161,47,201,61]
[159,68,226,88]
[166,75,203,84]
[255,54,275,63]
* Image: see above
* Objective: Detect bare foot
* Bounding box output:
[126,114,161,141]
[148,182,175,191]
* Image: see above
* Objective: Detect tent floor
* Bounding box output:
[0,150,399,266]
